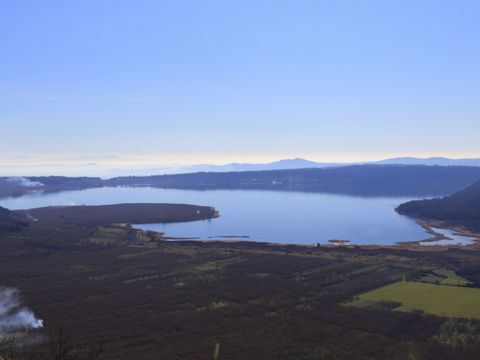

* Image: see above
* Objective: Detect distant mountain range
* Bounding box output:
[138,157,480,175]
[3,157,480,178]
[373,157,480,167]
[146,158,343,174]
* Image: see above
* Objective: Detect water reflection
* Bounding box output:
[0,187,435,245]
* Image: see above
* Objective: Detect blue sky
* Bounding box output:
[1,0,480,167]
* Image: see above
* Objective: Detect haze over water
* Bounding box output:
[0,187,434,245]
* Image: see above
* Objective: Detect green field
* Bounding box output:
[347,280,480,318]
[419,269,471,286]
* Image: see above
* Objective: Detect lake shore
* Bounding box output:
[393,220,480,249]
[178,220,480,252]
[0,186,448,245]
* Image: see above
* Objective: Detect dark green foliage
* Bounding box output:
[21,203,218,226]
[397,180,480,231]
[434,318,480,348]
[0,206,28,233]
[4,164,480,198]
[0,330,102,360]
[107,165,480,197]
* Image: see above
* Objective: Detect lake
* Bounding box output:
[0,186,437,245]
[419,227,478,246]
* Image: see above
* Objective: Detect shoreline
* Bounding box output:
[154,219,480,252]
[399,220,480,248]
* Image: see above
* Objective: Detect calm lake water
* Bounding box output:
[419,227,478,246]
[0,186,437,245]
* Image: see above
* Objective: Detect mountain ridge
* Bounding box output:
[3,156,480,177]
[108,156,480,176]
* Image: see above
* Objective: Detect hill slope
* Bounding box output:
[0,206,28,233]
[107,165,480,197]
[396,181,480,231]
[111,157,480,175]
[3,165,480,198]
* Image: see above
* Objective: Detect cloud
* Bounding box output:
[6,177,44,187]
[0,95,147,103]
[62,155,120,161]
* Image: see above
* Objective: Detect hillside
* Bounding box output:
[107,165,480,197]
[396,181,480,231]
[0,206,28,233]
[3,165,480,198]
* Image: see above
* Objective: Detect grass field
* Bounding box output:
[419,269,471,286]
[347,280,480,318]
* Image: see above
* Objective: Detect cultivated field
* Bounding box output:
[347,280,480,318]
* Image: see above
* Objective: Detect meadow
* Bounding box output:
[347,279,480,318]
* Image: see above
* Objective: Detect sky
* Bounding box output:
[1,0,480,171]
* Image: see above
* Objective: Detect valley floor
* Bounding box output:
[2,221,480,359]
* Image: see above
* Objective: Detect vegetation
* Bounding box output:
[397,180,480,231]
[434,318,480,349]
[20,203,218,226]
[0,330,102,360]
[0,206,28,233]
[2,199,480,358]
[419,269,471,286]
[2,216,480,359]
[4,164,480,198]
[347,281,480,318]
[106,165,480,196]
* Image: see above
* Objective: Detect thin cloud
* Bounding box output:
[0,95,148,102]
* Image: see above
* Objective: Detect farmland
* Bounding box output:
[419,268,471,286]
[346,280,480,318]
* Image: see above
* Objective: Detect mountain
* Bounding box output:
[128,158,342,175]
[129,157,480,175]
[4,157,480,177]
[396,180,480,231]
[375,157,480,167]
[244,158,342,170]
